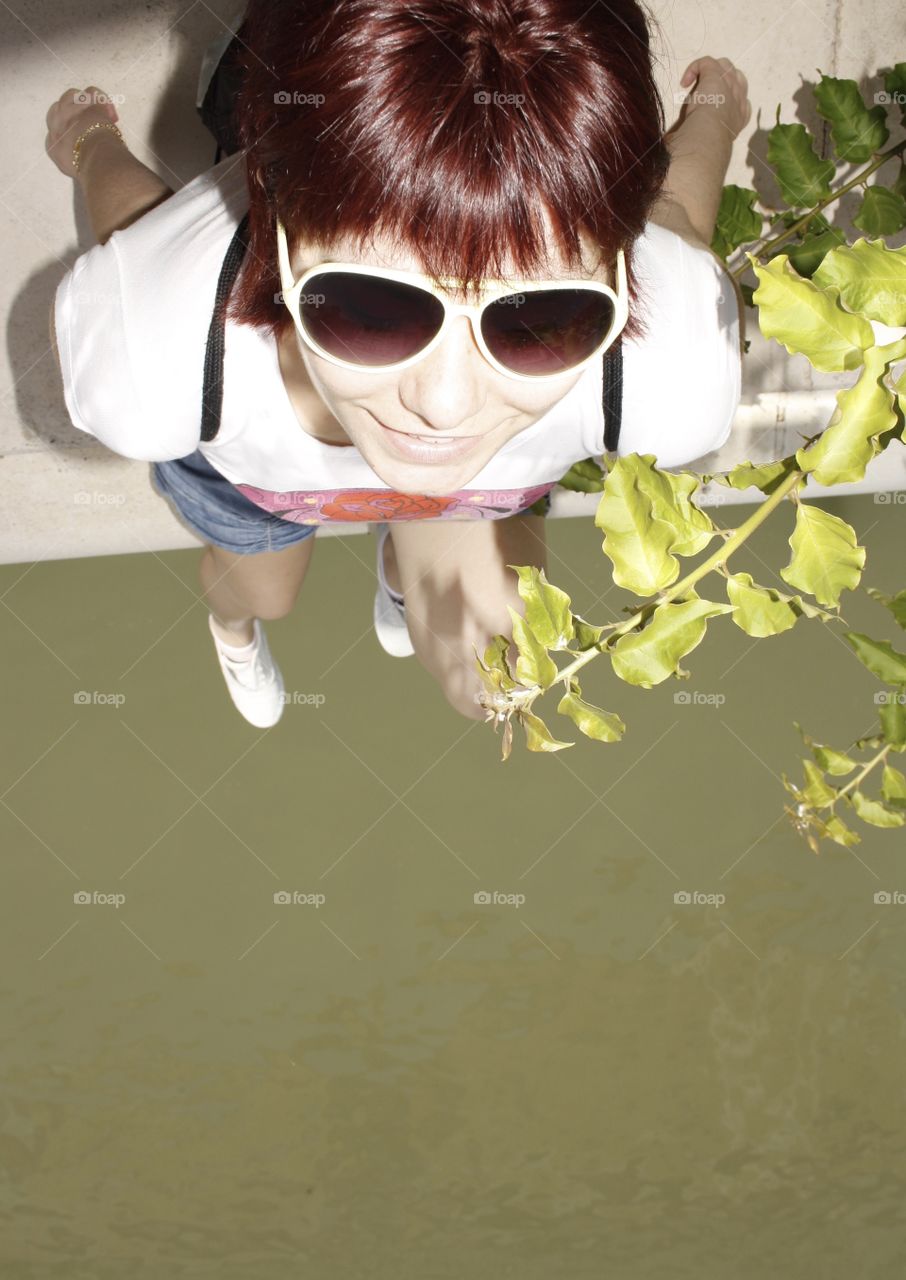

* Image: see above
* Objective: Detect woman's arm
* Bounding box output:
[651,56,752,247]
[74,131,174,246]
[46,85,174,246]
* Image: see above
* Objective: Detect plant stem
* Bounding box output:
[554,465,808,689]
[729,138,906,281]
[827,743,891,808]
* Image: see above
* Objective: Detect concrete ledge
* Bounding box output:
[3,394,904,565]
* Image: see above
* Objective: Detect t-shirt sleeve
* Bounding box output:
[53,232,201,462]
[613,224,742,468]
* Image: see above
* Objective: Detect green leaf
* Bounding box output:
[844,632,906,685]
[748,253,874,372]
[882,64,906,126]
[594,456,684,595]
[609,598,734,689]
[725,571,799,636]
[812,237,906,325]
[866,587,906,630]
[480,634,519,690]
[557,679,625,743]
[822,814,862,848]
[853,185,906,236]
[510,565,575,650]
[594,454,716,595]
[508,606,559,690]
[556,457,607,493]
[571,613,606,651]
[712,458,797,496]
[780,221,848,279]
[813,73,890,162]
[791,759,838,808]
[779,502,865,606]
[766,121,835,207]
[793,722,859,775]
[879,697,906,749]
[851,789,906,827]
[881,762,906,807]
[711,184,764,259]
[520,711,574,753]
[795,340,906,486]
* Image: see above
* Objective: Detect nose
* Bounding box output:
[403,314,489,432]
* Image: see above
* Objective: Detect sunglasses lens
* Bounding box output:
[300,273,444,367]
[482,289,616,376]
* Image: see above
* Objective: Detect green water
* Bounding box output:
[1,493,904,1276]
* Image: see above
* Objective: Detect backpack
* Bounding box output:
[195,18,624,453]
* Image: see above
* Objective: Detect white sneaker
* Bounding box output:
[207,613,286,727]
[373,523,415,658]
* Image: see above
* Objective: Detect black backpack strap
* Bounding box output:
[602,338,624,453]
[201,211,251,443]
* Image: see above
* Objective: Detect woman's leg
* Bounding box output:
[199,537,317,646]
[385,515,548,720]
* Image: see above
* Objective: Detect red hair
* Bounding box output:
[226,0,672,346]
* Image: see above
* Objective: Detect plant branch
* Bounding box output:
[729,138,906,281]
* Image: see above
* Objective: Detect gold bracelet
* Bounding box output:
[72,121,125,175]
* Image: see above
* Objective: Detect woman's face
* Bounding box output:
[281,212,615,496]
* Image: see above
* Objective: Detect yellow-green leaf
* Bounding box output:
[822,814,862,848]
[845,632,906,685]
[779,502,865,606]
[712,458,796,496]
[879,698,906,749]
[882,763,906,807]
[795,340,906,485]
[509,565,575,650]
[520,711,574,753]
[748,252,874,371]
[793,722,859,775]
[557,680,625,743]
[866,587,906,631]
[725,571,799,636]
[508,606,559,691]
[851,789,906,827]
[609,599,734,689]
[853,185,906,236]
[594,455,685,594]
[812,238,906,325]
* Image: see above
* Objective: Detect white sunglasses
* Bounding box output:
[275,215,628,382]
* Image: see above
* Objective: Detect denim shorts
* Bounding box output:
[151,448,318,555]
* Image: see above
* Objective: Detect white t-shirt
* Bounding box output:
[54,155,741,525]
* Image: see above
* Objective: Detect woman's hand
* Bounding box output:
[45,86,120,178]
[672,56,752,141]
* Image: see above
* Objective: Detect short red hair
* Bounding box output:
[226,0,672,346]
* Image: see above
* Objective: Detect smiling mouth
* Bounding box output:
[379,421,478,442]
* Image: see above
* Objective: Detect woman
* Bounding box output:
[46,0,750,730]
